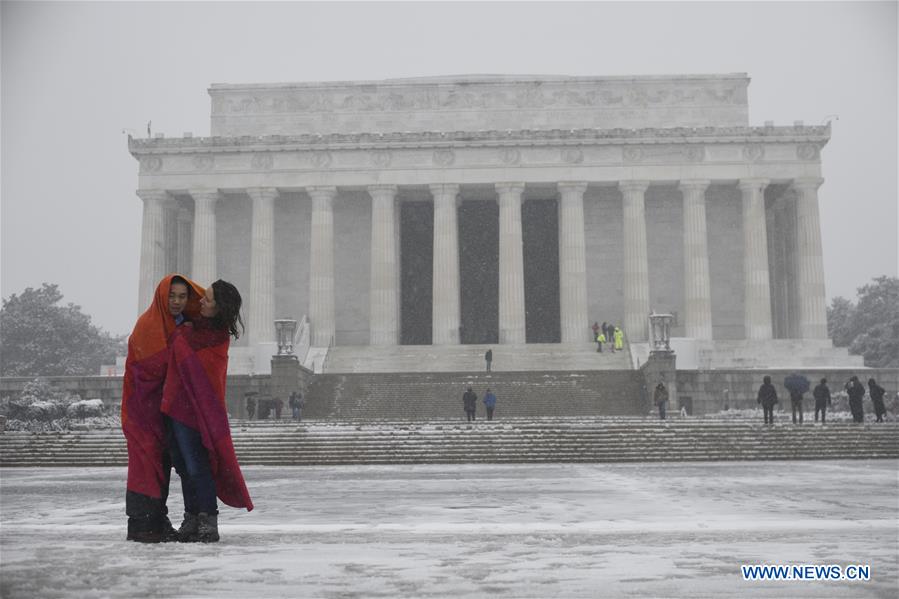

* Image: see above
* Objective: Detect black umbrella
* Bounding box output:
[784,373,811,395]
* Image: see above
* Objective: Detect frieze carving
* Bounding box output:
[370,150,392,167]
[311,151,332,168]
[433,149,455,166]
[139,156,163,173]
[499,148,521,165]
[623,147,644,162]
[192,155,214,172]
[796,144,820,161]
[251,152,274,170]
[743,144,765,162]
[561,148,584,164]
[684,146,705,162]
[212,81,747,115]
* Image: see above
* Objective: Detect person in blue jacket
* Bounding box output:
[483,388,497,421]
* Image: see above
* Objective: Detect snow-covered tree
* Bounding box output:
[0,283,125,376]
[827,276,899,368]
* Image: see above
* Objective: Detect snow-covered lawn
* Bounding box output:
[2,462,897,598]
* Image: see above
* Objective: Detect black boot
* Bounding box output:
[197,512,220,543]
[177,512,200,543]
[127,514,177,543]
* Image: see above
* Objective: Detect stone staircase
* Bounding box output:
[303,370,644,419]
[2,419,897,466]
[321,343,631,373]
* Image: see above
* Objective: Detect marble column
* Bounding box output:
[176,207,193,276]
[738,178,774,340]
[430,183,461,345]
[136,189,169,313]
[558,182,589,343]
[679,180,713,339]
[189,189,218,286]
[309,186,337,347]
[247,187,278,345]
[620,181,651,342]
[163,201,178,275]
[496,183,527,344]
[792,177,828,339]
[369,185,399,345]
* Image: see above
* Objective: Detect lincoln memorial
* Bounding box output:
[129,74,858,373]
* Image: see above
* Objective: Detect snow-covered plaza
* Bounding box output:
[1,461,897,598]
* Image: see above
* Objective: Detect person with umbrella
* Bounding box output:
[784,372,811,424]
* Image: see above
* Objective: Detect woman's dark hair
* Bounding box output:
[763,376,771,384]
[170,275,191,293]
[210,279,244,339]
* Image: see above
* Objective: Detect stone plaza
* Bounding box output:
[1,462,896,598]
[128,74,860,377]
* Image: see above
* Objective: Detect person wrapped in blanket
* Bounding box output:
[122,275,253,543]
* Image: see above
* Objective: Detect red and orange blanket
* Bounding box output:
[122,274,252,513]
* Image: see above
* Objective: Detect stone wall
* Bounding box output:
[209,75,751,137]
[677,368,899,415]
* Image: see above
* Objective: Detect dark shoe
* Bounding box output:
[197,512,220,543]
[127,515,163,543]
[159,514,179,542]
[177,512,200,543]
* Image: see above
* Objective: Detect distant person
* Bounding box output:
[653,382,669,420]
[868,378,887,423]
[483,388,497,421]
[595,331,606,353]
[273,397,284,420]
[813,378,831,424]
[289,391,304,421]
[613,326,624,352]
[757,375,778,425]
[784,372,810,425]
[463,387,478,422]
[245,393,256,420]
[485,348,493,372]
[591,321,600,341]
[846,376,866,423]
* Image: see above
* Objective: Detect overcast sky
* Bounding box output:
[2,1,897,336]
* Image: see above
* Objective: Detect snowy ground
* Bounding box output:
[1,462,897,598]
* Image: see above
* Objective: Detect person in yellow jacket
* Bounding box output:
[595,332,606,353]
[613,326,624,351]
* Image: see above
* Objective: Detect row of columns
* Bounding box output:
[136,177,828,347]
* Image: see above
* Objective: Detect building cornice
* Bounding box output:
[129,125,830,157]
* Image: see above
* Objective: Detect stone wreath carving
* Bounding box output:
[433,149,455,166]
[311,151,333,168]
[371,150,392,167]
[561,148,584,164]
[684,146,705,162]
[140,156,163,173]
[796,144,819,161]
[742,144,765,162]
[623,147,644,163]
[251,153,274,170]
[192,155,214,172]
[499,148,521,165]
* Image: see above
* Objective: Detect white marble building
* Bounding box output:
[129,74,857,373]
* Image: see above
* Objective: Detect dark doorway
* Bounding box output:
[400,201,433,345]
[523,199,560,342]
[459,201,499,344]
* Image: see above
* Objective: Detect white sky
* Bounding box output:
[2,1,897,336]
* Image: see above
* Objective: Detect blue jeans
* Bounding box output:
[166,417,218,515]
